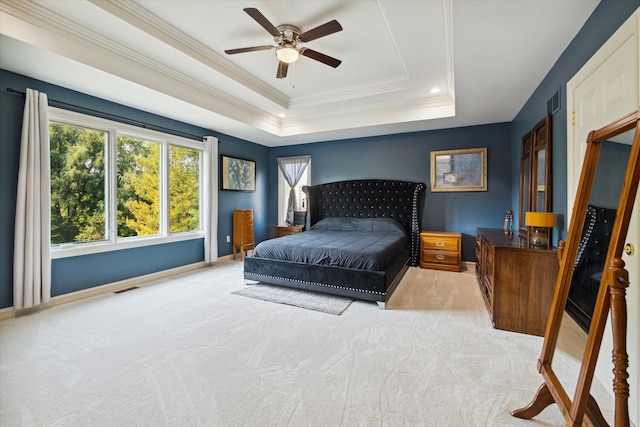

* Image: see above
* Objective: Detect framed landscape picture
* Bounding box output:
[221,155,256,191]
[431,147,487,192]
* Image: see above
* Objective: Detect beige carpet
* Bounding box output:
[0,261,611,426]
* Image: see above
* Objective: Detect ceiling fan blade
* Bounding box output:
[243,8,281,37]
[298,20,342,42]
[276,61,289,79]
[301,49,342,68]
[225,45,274,55]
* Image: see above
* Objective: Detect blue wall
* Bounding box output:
[510,0,639,246]
[51,240,204,296]
[269,123,513,261]
[0,70,269,309]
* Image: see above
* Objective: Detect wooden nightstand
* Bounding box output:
[274,225,303,238]
[420,231,462,272]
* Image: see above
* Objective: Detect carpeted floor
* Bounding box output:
[0,260,612,426]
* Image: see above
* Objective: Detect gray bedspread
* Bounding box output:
[252,217,408,271]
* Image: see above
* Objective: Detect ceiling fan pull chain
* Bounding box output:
[292,63,296,89]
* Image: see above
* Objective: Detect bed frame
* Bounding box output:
[243,179,426,308]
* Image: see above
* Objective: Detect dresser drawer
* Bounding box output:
[421,234,460,252]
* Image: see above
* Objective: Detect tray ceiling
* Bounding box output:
[0,0,600,146]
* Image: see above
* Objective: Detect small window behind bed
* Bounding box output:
[277,156,311,226]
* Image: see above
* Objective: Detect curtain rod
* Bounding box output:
[6,87,213,142]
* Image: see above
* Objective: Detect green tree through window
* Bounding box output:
[49,113,203,248]
[117,136,160,237]
[49,123,106,244]
[169,145,200,233]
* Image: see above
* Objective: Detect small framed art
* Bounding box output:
[430,147,487,192]
[221,155,256,191]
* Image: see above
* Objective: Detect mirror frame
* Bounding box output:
[519,132,532,233]
[519,114,552,235]
[513,110,640,426]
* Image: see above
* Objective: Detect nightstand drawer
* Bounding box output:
[275,226,303,238]
[421,251,459,266]
[421,234,460,252]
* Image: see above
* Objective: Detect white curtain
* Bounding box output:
[14,89,51,309]
[203,136,218,263]
[277,155,311,225]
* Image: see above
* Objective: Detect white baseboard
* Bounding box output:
[0,255,235,321]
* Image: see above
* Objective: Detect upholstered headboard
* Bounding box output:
[302,180,426,266]
[567,205,617,332]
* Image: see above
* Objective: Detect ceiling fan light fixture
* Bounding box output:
[276,46,300,63]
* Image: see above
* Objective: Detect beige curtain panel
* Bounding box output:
[14,88,51,310]
[204,136,219,264]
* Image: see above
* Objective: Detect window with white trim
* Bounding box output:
[49,107,204,258]
[277,158,311,226]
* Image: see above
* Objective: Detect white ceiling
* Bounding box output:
[0,0,600,147]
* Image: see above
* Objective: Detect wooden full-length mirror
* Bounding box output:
[553,124,634,423]
[512,110,640,426]
[520,115,552,235]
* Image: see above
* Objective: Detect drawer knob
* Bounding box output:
[436,241,445,247]
[436,255,445,260]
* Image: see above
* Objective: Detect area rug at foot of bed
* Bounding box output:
[232,284,353,315]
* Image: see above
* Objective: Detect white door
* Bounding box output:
[566,8,639,425]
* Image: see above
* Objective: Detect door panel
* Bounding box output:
[571,35,637,214]
[566,9,638,425]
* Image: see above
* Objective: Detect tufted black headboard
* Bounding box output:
[302,179,426,266]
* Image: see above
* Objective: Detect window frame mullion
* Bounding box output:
[160,140,169,236]
[107,129,118,243]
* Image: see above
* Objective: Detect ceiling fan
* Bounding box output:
[225,8,343,79]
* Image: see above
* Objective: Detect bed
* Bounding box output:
[243,179,426,308]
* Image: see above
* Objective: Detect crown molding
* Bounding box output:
[289,78,413,109]
[88,0,288,108]
[441,0,455,93]
[0,0,280,132]
[280,94,455,136]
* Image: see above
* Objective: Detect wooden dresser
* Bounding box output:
[420,231,462,272]
[475,228,559,336]
[233,209,254,260]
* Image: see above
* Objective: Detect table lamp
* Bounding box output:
[525,212,556,249]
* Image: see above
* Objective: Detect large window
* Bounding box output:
[49,108,204,258]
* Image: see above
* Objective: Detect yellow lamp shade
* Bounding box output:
[525,212,556,228]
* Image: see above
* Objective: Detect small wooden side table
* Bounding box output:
[420,231,462,272]
[274,225,303,238]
